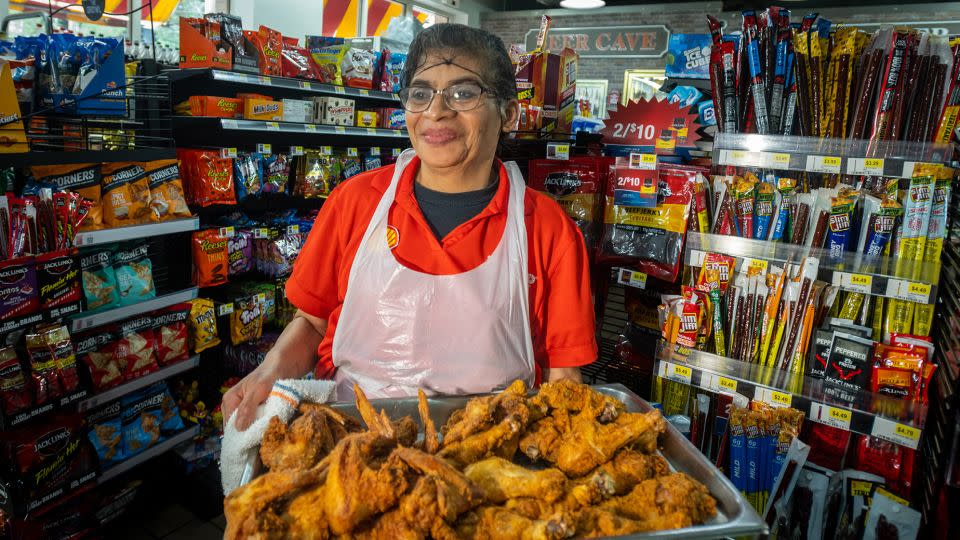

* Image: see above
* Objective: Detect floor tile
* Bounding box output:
[163,520,222,540]
[142,503,196,538]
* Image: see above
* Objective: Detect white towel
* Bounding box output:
[220,378,335,495]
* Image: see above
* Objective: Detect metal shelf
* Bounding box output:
[172,117,409,148]
[1,388,89,431]
[74,217,199,247]
[98,426,200,484]
[70,287,199,332]
[218,118,407,138]
[78,356,200,412]
[168,68,400,102]
[0,148,176,167]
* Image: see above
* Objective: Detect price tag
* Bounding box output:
[335,126,347,134]
[835,272,873,294]
[218,226,235,238]
[265,122,280,131]
[299,80,313,90]
[629,153,657,170]
[256,293,266,304]
[253,228,269,239]
[807,155,842,174]
[218,303,235,316]
[359,89,370,96]
[718,376,738,392]
[848,157,885,176]
[547,142,570,160]
[366,128,379,135]
[347,147,358,157]
[392,148,402,158]
[257,143,272,154]
[222,119,239,130]
[258,76,272,86]
[811,403,852,430]
[905,282,931,303]
[871,417,921,449]
[369,147,380,155]
[334,86,346,94]
[663,362,692,384]
[287,224,300,235]
[705,373,739,394]
[767,152,791,168]
[220,147,238,158]
[758,387,792,408]
[320,146,333,156]
[290,146,305,156]
[740,258,769,273]
[727,149,760,166]
[305,124,318,133]
[617,268,647,289]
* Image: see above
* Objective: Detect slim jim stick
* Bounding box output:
[869,30,910,143]
[924,62,948,141]
[850,49,884,139]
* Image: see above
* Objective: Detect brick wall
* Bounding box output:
[481,1,960,94]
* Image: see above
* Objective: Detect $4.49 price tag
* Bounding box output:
[834,272,873,294]
[810,403,852,430]
[547,142,570,160]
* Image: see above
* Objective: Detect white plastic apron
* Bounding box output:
[331,149,535,401]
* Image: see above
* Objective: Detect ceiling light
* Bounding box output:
[560,0,606,9]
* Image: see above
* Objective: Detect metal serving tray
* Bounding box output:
[239,383,767,539]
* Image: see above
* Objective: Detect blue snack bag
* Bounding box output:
[80,247,120,312]
[234,152,264,200]
[121,388,163,456]
[86,399,125,466]
[113,243,155,307]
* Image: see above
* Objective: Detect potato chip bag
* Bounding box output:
[80,248,120,312]
[30,163,103,230]
[75,327,123,392]
[188,298,221,353]
[101,163,156,227]
[152,303,190,366]
[113,243,156,307]
[86,399,125,466]
[144,159,191,221]
[192,229,229,287]
[117,315,158,381]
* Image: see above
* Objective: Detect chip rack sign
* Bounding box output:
[524,25,671,58]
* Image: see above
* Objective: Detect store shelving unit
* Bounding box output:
[97,426,201,484]
[1,148,176,167]
[168,68,400,102]
[0,388,89,431]
[172,116,408,148]
[74,217,200,247]
[78,356,201,412]
[69,287,199,332]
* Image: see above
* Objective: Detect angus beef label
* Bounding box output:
[524,25,670,58]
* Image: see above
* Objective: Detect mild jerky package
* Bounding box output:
[601,160,695,281]
[36,249,82,311]
[80,248,120,312]
[116,315,158,381]
[113,243,155,307]
[230,294,264,346]
[152,303,190,366]
[824,332,874,405]
[188,298,221,353]
[29,163,102,231]
[861,487,921,540]
[86,399,125,466]
[101,163,156,227]
[528,157,609,252]
[143,159,191,221]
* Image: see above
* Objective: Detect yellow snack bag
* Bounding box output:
[101,163,157,226]
[188,298,221,353]
[143,159,191,221]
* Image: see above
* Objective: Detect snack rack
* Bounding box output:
[647,132,954,516]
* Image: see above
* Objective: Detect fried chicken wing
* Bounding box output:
[438,415,523,468]
[552,409,667,477]
[594,448,670,495]
[418,389,439,454]
[456,506,571,540]
[224,466,325,540]
[574,507,659,538]
[531,379,625,422]
[464,457,567,503]
[441,380,529,446]
[260,407,335,472]
[284,483,331,540]
[601,472,717,526]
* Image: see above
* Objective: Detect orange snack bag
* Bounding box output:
[143,159,191,221]
[101,163,157,227]
[192,229,229,287]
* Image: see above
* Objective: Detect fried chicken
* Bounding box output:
[593,448,671,495]
[531,379,625,422]
[438,414,523,468]
[464,457,567,503]
[284,483,331,540]
[224,466,326,540]
[456,506,571,540]
[259,403,361,472]
[600,472,718,526]
[418,389,440,454]
[441,379,530,446]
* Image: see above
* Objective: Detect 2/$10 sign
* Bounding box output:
[524,25,670,58]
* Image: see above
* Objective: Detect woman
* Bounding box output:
[223,24,596,430]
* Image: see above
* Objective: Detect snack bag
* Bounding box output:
[154,383,185,434]
[144,159,191,221]
[262,154,290,193]
[86,399,125,466]
[75,327,123,392]
[113,243,155,307]
[188,298,221,353]
[152,303,190,366]
[29,163,102,230]
[253,26,282,76]
[281,39,321,79]
[297,151,340,197]
[340,154,363,181]
[309,43,347,85]
[80,247,120,312]
[234,152,264,200]
[116,315,158,381]
[0,347,32,417]
[177,149,237,207]
[36,250,82,311]
[101,162,156,227]
[230,294,264,346]
[25,324,80,401]
[192,229,229,287]
[0,257,40,321]
[342,48,377,89]
[228,229,253,275]
[379,49,405,93]
[528,157,607,251]
[120,388,163,456]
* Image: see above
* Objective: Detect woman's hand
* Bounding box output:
[543,366,583,383]
[221,312,328,430]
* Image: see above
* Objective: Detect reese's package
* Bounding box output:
[143,159,191,221]
[80,247,120,312]
[113,243,155,307]
[86,399,125,466]
[29,163,103,230]
[192,229,229,287]
[101,163,155,227]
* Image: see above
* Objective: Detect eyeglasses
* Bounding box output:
[398,83,492,113]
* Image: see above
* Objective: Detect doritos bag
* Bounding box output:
[101,163,156,227]
[144,159,191,221]
[30,163,102,230]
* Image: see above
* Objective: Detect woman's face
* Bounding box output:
[405,52,517,172]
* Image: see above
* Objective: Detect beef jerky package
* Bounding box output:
[601,160,694,281]
[80,247,120,312]
[0,346,32,417]
[830,470,886,540]
[85,399,125,466]
[853,435,915,499]
[29,163,103,231]
[0,255,39,321]
[528,157,608,252]
[36,249,82,312]
[0,412,98,515]
[823,332,874,405]
[780,465,831,540]
[807,329,833,380]
[861,487,920,540]
[75,326,123,392]
[26,323,80,400]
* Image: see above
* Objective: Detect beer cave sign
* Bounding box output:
[524,25,670,58]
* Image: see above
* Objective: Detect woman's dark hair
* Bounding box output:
[401,23,518,108]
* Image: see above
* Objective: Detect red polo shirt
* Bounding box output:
[285,156,597,382]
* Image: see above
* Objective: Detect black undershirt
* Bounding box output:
[413,179,500,241]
